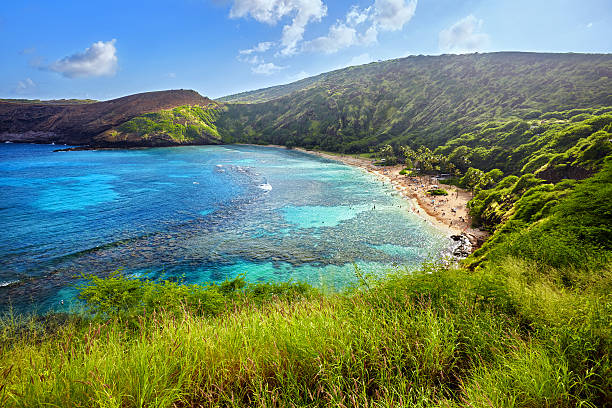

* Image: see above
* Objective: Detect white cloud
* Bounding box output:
[239,41,274,55]
[373,0,417,31]
[586,22,593,28]
[237,40,277,73]
[304,22,357,54]
[361,25,378,45]
[232,0,418,60]
[48,39,118,78]
[230,0,292,24]
[241,54,264,64]
[280,0,327,55]
[229,0,326,55]
[346,5,371,26]
[303,0,416,54]
[438,15,489,53]
[251,62,286,75]
[14,78,36,94]
[303,21,379,54]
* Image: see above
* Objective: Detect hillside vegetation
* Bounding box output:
[95,105,223,146]
[218,75,323,104]
[2,52,610,151]
[218,52,612,152]
[434,106,612,179]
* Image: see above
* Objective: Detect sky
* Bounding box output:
[1,0,611,100]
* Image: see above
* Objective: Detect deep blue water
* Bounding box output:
[0,144,449,313]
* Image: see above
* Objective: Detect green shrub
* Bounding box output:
[76,272,316,318]
[427,188,448,196]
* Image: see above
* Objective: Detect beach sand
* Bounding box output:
[295,148,489,248]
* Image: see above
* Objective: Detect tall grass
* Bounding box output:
[0,258,609,407]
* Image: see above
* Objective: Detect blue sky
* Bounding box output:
[1,0,611,100]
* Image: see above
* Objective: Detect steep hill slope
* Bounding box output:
[0,90,216,146]
[217,52,612,152]
[218,75,323,104]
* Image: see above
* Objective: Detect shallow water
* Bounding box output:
[0,144,450,313]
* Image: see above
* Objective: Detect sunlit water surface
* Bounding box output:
[0,144,451,313]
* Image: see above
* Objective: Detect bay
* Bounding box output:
[0,144,450,313]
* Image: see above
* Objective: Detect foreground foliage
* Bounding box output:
[467,156,612,271]
[1,256,609,407]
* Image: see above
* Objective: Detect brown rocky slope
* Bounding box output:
[0,90,214,146]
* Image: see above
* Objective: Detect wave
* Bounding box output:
[0,280,19,287]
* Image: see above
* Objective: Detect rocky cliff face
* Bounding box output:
[0,90,215,146]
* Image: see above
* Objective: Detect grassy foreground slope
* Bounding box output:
[1,232,609,406]
[217,52,612,152]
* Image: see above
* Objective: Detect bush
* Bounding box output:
[76,271,227,317]
[76,272,316,318]
[427,188,448,196]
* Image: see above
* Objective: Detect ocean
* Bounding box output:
[0,144,450,313]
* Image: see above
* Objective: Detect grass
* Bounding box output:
[427,188,448,196]
[0,259,609,407]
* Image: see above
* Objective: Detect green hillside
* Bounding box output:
[217,52,612,152]
[95,104,223,146]
[434,106,612,177]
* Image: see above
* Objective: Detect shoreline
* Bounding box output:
[293,147,489,250]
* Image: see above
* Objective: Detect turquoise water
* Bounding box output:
[0,144,450,313]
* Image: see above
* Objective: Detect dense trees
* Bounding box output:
[435,108,612,180]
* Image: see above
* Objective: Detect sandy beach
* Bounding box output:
[294,148,489,248]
